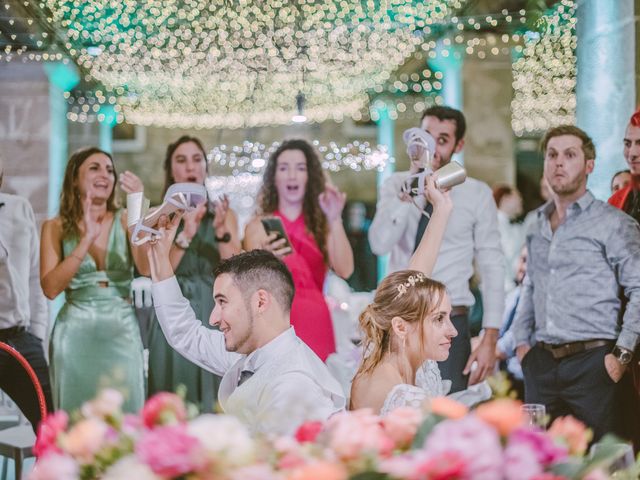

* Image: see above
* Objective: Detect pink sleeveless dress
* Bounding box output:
[275,211,336,361]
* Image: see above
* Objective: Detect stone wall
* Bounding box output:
[0,62,50,223]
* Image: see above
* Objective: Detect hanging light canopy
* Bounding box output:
[34,0,465,128]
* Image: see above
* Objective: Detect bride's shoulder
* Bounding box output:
[350,367,404,411]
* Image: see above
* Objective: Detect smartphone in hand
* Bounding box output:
[261,217,293,252]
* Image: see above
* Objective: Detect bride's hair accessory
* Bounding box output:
[395,272,427,299]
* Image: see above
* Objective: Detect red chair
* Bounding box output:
[0,341,47,480]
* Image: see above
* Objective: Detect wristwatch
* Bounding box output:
[612,345,633,365]
[175,231,192,250]
[215,232,231,243]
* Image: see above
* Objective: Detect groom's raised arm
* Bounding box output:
[152,276,239,376]
[138,212,240,376]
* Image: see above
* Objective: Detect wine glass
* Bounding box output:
[522,403,547,429]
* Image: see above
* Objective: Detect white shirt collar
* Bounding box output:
[242,327,296,372]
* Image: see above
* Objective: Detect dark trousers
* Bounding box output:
[0,329,53,433]
[437,313,471,393]
[522,344,617,441]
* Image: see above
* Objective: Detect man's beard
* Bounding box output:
[549,173,584,197]
[226,311,254,353]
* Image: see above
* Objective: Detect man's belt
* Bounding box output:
[0,326,26,341]
[537,339,613,360]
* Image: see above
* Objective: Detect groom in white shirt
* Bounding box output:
[145,215,345,435]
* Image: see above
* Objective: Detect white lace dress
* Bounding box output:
[380,360,450,416]
[379,360,492,416]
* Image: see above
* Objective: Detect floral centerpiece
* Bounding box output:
[30,389,637,480]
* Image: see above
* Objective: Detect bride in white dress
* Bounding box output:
[350,176,458,415]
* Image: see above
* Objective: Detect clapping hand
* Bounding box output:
[212,195,231,232]
[118,171,144,194]
[319,184,347,223]
[182,202,207,239]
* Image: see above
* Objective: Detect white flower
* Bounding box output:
[102,456,162,480]
[187,414,255,466]
[81,389,124,419]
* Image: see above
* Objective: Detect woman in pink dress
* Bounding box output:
[244,139,354,360]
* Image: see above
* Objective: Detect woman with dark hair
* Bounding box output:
[40,147,149,412]
[147,135,241,411]
[243,139,354,361]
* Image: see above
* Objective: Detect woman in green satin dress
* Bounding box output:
[40,147,149,413]
[147,136,241,411]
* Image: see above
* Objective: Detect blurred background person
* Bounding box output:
[147,135,241,412]
[40,147,149,413]
[0,155,53,431]
[244,139,354,361]
[492,184,524,292]
[611,169,632,194]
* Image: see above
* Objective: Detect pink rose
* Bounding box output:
[414,451,467,480]
[135,424,205,476]
[423,416,503,480]
[430,397,469,420]
[286,461,348,480]
[141,392,187,427]
[294,421,323,443]
[62,418,109,463]
[325,409,394,460]
[475,399,525,437]
[531,475,570,480]
[34,411,68,458]
[28,453,78,480]
[507,428,568,466]
[381,407,423,449]
[503,441,544,480]
[548,416,592,456]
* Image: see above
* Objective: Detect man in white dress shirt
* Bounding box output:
[146,216,345,435]
[0,156,53,431]
[368,106,504,393]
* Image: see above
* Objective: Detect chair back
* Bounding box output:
[0,342,47,423]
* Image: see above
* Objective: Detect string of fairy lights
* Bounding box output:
[511,0,576,136]
[0,1,577,134]
[38,0,467,128]
[208,140,391,175]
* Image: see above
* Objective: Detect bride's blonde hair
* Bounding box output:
[356,270,446,376]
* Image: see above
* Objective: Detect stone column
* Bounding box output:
[372,99,396,282]
[430,40,464,164]
[99,104,117,153]
[43,61,80,216]
[577,0,635,200]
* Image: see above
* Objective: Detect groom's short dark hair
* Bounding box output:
[214,250,295,312]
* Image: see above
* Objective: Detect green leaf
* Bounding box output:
[411,414,444,449]
[349,472,391,480]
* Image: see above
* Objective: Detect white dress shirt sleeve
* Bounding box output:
[368,174,414,256]
[472,187,505,330]
[254,372,339,435]
[151,276,240,376]
[25,200,48,340]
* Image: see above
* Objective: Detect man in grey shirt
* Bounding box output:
[512,125,640,440]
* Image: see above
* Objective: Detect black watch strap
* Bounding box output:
[215,232,231,243]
